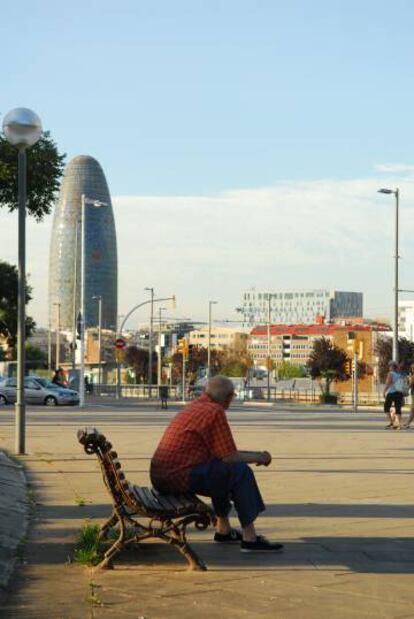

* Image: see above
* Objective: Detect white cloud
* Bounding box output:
[3,175,414,328]
[375,163,414,174]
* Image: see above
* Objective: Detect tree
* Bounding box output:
[277,361,306,380]
[0,261,35,358]
[0,131,65,220]
[124,346,156,383]
[375,336,414,382]
[307,337,349,396]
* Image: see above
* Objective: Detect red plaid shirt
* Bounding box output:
[150,393,237,492]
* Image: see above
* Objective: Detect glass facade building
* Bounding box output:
[49,155,118,333]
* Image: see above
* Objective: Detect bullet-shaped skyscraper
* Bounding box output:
[49,155,118,334]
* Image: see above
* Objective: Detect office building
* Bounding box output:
[49,155,118,334]
[240,289,363,327]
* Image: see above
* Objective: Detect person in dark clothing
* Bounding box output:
[159,385,169,409]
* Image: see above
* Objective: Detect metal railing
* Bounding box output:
[87,383,384,406]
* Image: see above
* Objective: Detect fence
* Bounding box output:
[91,383,383,406]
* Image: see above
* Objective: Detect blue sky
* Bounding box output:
[2,0,414,193]
[2,1,414,325]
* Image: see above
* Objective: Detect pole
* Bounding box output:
[157,307,163,387]
[208,301,215,378]
[353,352,358,413]
[47,319,52,371]
[98,296,102,389]
[182,353,186,403]
[72,216,79,369]
[394,189,399,363]
[116,314,122,400]
[55,303,60,370]
[79,194,86,408]
[148,288,154,397]
[15,148,26,455]
[267,296,271,401]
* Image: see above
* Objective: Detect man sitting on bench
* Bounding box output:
[150,375,283,553]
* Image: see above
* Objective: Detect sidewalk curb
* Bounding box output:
[0,451,30,590]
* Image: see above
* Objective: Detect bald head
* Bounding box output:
[205,376,235,406]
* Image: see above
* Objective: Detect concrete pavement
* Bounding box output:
[0,451,29,595]
[0,403,414,617]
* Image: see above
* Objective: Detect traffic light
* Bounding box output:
[345,359,352,375]
[177,338,189,357]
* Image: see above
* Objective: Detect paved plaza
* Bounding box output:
[1,401,414,618]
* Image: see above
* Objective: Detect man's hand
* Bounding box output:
[256,451,272,466]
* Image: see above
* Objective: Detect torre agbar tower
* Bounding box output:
[49,155,118,336]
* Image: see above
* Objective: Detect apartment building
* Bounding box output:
[241,289,363,327]
[398,300,414,341]
[189,327,248,352]
[248,322,390,393]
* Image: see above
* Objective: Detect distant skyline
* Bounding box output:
[2,1,414,327]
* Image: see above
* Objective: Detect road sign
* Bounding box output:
[115,337,126,349]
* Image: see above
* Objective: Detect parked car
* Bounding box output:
[0,377,79,407]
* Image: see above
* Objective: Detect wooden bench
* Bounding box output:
[77,427,216,571]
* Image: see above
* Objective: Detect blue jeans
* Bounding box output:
[189,459,265,528]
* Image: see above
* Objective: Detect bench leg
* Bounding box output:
[171,538,207,572]
[96,511,126,570]
[97,511,118,542]
[157,524,207,571]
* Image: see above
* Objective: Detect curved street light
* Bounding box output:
[2,108,42,455]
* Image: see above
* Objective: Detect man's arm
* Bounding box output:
[222,450,272,467]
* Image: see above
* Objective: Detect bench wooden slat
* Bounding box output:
[133,486,166,515]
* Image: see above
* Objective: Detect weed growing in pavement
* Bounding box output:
[88,581,103,607]
[74,495,87,506]
[74,522,102,566]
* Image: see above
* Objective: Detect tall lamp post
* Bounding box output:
[378,188,400,363]
[207,301,217,378]
[2,108,42,455]
[157,307,167,386]
[116,295,176,398]
[79,194,107,408]
[267,295,271,401]
[53,302,61,369]
[145,287,155,395]
[93,295,102,388]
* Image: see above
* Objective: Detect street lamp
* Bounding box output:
[207,301,218,378]
[116,295,176,399]
[79,194,107,407]
[2,108,42,455]
[378,188,400,363]
[53,302,61,370]
[92,295,102,389]
[267,295,272,401]
[145,287,155,395]
[157,307,167,386]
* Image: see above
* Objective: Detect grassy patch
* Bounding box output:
[73,523,102,566]
[74,495,86,507]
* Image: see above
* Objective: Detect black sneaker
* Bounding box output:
[241,535,284,553]
[214,529,242,543]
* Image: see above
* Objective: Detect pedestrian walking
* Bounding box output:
[159,385,169,409]
[383,361,408,430]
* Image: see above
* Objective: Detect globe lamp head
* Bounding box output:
[2,108,42,148]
